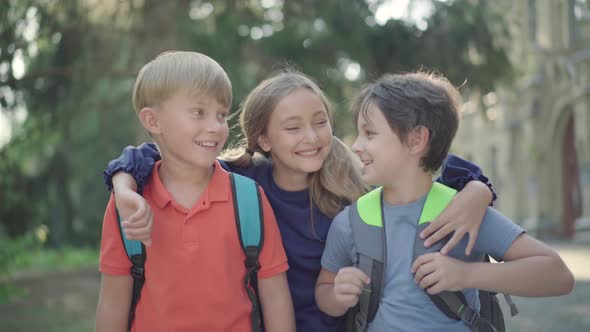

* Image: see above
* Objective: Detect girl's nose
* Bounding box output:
[302,127,319,143]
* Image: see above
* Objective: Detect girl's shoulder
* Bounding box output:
[221,157,272,182]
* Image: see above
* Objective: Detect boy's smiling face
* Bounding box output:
[147,92,230,170]
[351,102,411,187]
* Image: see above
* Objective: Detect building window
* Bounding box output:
[528,0,537,43]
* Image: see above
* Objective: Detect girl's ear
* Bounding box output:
[408,126,430,155]
[138,107,161,135]
[257,134,272,153]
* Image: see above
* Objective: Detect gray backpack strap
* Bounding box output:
[413,183,497,332]
[347,188,387,332]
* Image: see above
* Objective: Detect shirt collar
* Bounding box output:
[148,160,230,209]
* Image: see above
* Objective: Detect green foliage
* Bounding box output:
[0,0,514,248]
[0,225,97,302]
[0,225,46,277]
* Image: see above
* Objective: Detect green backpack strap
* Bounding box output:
[115,201,146,332]
[230,173,264,332]
[414,182,497,332]
[347,187,386,332]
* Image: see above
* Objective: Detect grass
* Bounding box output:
[1,246,99,304]
[4,247,99,278]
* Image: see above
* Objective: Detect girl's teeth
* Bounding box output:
[298,149,319,156]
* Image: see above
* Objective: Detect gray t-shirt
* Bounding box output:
[321,194,524,332]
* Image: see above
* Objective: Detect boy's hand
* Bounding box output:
[420,181,491,256]
[333,267,370,308]
[411,252,468,295]
[115,189,153,246]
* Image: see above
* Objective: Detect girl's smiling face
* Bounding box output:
[258,87,333,179]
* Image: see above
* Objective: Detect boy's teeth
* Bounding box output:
[196,141,216,147]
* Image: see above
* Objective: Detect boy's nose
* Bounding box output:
[205,117,225,132]
[351,137,363,154]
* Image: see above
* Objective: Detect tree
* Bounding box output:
[0,0,513,246]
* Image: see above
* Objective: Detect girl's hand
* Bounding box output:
[333,267,371,308]
[115,189,153,246]
[411,252,468,295]
[419,181,492,255]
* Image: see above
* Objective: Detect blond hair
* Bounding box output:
[132,51,232,113]
[222,71,367,218]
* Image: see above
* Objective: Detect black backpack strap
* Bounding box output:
[230,173,264,332]
[482,255,519,318]
[115,205,146,332]
[128,252,146,330]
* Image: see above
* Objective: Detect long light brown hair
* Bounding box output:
[222,71,367,218]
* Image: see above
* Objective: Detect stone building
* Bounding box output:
[453,0,590,237]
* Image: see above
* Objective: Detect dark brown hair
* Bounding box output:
[352,71,461,172]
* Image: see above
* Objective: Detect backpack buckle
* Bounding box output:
[460,306,480,328]
[244,246,260,271]
[130,266,145,280]
[354,311,367,330]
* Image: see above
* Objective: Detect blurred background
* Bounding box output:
[1,0,589,331]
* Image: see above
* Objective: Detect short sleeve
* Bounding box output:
[256,189,289,279]
[471,207,525,261]
[99,194,133,276]
[321,206,355,273]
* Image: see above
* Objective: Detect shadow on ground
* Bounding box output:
[1,239,589,331]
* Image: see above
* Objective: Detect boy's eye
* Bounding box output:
[217,112,229,120]
[315,120,328,126]
[286,127,300,131]
[192,109,204,117]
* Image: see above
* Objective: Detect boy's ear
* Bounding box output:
[138,107,161,135]
[257,134,271,153]
[408,126,430,155]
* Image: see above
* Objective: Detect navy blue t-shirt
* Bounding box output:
[103,143,496,332]
[223,158,344,331]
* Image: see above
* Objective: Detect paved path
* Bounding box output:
[0,238,588,331]
[504,238,590,332]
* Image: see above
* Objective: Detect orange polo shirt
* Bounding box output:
[99,160,289,332]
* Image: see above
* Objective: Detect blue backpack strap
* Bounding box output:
[230,173,264,332]
[115,204,146,332]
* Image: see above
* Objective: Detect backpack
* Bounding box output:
[115,173,265,332]
[346,182,518,332]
